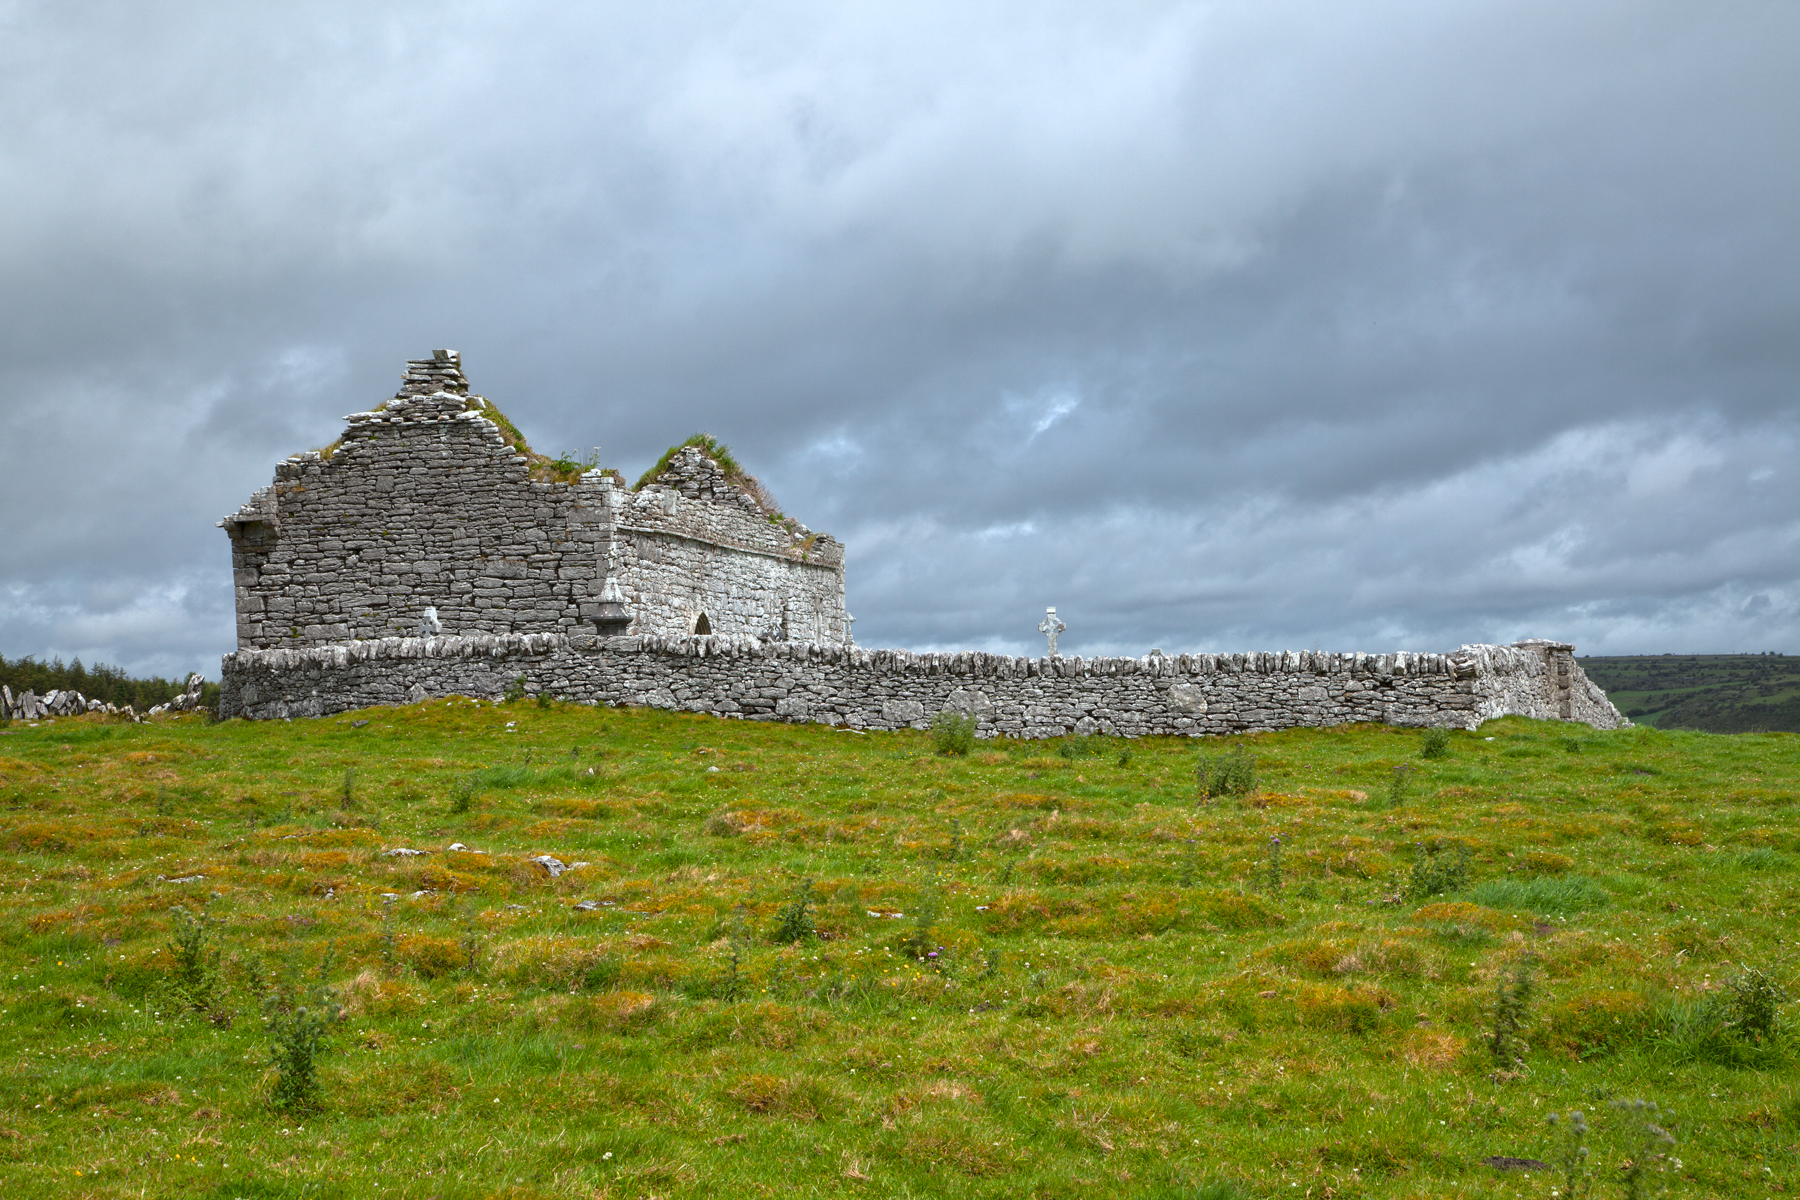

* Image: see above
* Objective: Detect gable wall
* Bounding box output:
[220,357,848,650]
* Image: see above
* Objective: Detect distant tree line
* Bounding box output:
[0,654,209,711]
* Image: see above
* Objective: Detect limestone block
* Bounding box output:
[943,687,992,717]
[1167,683,1208,714]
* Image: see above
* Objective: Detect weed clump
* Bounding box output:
[900,890,942,962]
[1198,744,1256,800]
[449,775,476,815]
[1408,840,1471,899]
[771,880,818,944]
[719,905,749,1000]
[931,709,977,756]
[1386,762,1415,807]
[1487,958,1535,1073]
[1611,1098,1678,1199]
[165,903,224,1020]
[265,983,341,1111]
[1258,835,1283,894]
[1421,728,1451,758]
[1724,963,1790,1044]
[1546,1108,1590,1198]
[503,675,527,703]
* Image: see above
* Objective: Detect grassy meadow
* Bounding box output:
[0,701,1796,1198]
[1579,655,1800,734]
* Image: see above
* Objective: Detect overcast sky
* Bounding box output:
[2,1,1796,679]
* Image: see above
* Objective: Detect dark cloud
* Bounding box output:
[2,1,1796,677]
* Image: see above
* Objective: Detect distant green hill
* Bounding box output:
[1578,653,1800,732]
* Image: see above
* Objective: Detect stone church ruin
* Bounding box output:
[217,351,1627,734]
[220,350,847,652]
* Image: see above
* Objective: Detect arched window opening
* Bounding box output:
[693,612,712,635]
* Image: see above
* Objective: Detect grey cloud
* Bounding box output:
[1,1,1796,677]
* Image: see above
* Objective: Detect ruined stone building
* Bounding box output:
[220,351,848,651]
[217,350,1625,734]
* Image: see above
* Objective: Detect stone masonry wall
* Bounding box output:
[615,448,847,643]
[218,634,1629,734]
[220,353,846,649]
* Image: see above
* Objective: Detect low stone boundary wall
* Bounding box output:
[218,633,1627,734]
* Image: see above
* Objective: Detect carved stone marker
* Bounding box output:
[1038,606,1067,657]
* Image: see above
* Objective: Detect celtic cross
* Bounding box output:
[1038,606,1067,657]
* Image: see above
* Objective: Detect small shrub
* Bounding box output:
[1420,728,1451,759]
[771,880,817,944]
[1408,840,1471,899]
[503,675,527,703]
[1198,745,1256,800]
[931,710,977,756]
[449,776,476,815]
[536,690,552,710]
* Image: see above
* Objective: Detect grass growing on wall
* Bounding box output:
[0,707,1795,1197]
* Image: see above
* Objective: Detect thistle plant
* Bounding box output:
[1199,744,1256,801]
[1408,840,1471,899]
[772,879,817,944]
[901,890,942,960]
[166,903,223,1017]
[719,904,748,1000]
[1261,835,1283,894]
[265,983,341,1111]
[1488,959,1535,1072]
[931,709,977,756]
[1611,1099,1678,1200]
[1546,1108,1591,1199]
[1724,963,1790,1043]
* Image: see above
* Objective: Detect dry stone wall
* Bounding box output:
[218,634,1628,734]
[219,353,846,651]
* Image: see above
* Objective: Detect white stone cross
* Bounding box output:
[1038,606,1066,657]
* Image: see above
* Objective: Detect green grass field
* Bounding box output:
[0,701,1796,1198]
[1580,655,1800,733]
